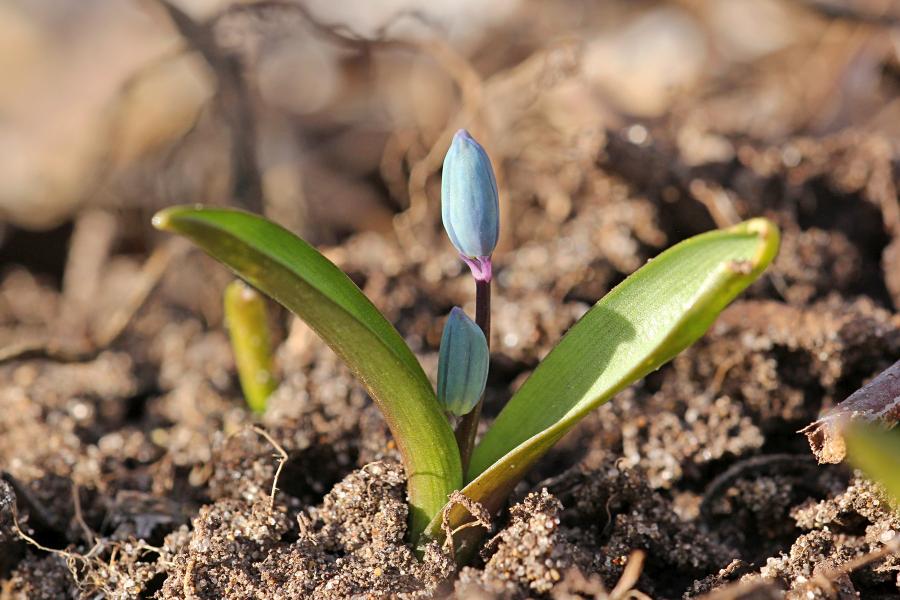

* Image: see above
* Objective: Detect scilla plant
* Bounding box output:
[152,129,779,562]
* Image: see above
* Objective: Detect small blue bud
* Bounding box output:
[437,307,489,416]
[441,129,499,281]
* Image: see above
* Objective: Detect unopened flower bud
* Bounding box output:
[437,307,489,416]
[441,129,499,281]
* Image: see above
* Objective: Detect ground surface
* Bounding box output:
[1,123,899,599]
[2,2,900,598]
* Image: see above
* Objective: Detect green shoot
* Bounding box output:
[224,279,278,415]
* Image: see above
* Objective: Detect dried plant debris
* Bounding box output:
[7,522,184,599]
[803,359,900,464]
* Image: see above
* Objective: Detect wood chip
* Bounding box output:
[801,359,900,463]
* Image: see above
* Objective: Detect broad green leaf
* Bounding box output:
[845,425,900,507]
[428,218,779,554]
[153,206,461,541]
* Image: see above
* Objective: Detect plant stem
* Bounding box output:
[455,278,491,477]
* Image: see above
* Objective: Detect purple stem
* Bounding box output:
[454,268,491,476]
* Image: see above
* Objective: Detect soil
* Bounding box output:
[3,4,900,600]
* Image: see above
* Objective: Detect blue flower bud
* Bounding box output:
[437,307,489,416]
[441,129,499,280]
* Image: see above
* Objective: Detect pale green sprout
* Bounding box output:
[224,279,278,415]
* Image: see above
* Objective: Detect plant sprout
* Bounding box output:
[224,279,278,415]
[152,129,779,562]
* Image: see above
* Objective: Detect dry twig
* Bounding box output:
[801,359,900,464]
[251,426,289,512]
[71,484,97,547]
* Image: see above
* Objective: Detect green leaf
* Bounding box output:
[153,206,461,541]
[845,425,900,507]
[428,218,779,554]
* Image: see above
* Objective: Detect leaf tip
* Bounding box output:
[728,217,780,273]
[151,208,174,231]
[152,204,208,233]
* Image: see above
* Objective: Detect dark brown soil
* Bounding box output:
[3,3,900,599]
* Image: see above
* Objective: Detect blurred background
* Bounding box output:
[1,0,900,342]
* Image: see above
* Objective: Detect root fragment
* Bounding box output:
[251,426,288,512]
